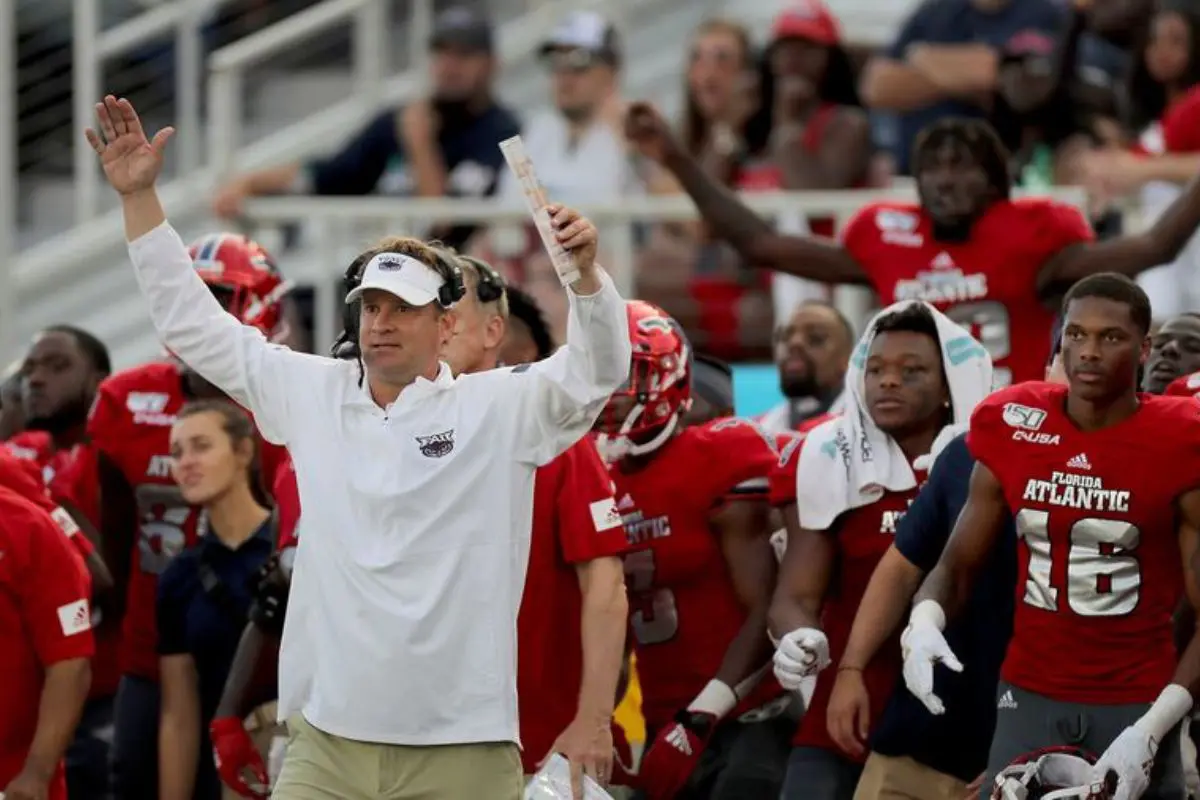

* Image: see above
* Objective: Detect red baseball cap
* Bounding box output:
[771,0,841,47]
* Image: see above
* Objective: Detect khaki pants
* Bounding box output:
[273,714,523,800]
[853,752,968,800]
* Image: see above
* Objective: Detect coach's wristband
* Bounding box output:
[1135,684,1194,742]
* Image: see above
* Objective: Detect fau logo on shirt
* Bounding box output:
[145,455,173,478]
[127,392,175,427]
[618,494,671,545]
[893,253,989,305]
[1022,471,1132,514]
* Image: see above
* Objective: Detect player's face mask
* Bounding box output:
[593,302,692,464]
[992,748,1116,800]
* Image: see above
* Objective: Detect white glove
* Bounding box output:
[900,600,962,715]
[1091,726,1154,800]
[773,628,830,690]
[1092,684,1194,800]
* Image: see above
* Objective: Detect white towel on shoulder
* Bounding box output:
[794,300,993,530]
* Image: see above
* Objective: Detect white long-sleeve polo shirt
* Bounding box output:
[127,221,632,746]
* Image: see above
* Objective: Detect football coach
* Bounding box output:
[87,95,632,800]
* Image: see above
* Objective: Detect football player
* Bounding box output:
[757,301,853,434]
[902,273,1200,799]
[626,104,1200,386]
[768,302,991,799]
[7,326,111,483]
[88,233,290,800]
[597,301,789,800]
[1149,314,1200,397]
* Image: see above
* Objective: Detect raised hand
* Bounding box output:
[84,94,174,195]
[624,102,681,165]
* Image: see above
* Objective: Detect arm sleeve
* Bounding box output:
[127,222,327,444]
[555,438,626,564]
[1032,201,1095,253]
[155,560,191,656]
[893,435,971,571]
[306,110,400,196]
[20,510,95,665]
[508,270,632,465]
[965,392,1012,480]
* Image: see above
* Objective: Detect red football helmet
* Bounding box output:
[187,233,290,335]
[595,300,692,462]
[991,746,1116,800]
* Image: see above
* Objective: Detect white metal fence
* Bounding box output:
[232,186,1089,359]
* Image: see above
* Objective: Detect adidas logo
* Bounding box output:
[997,690,1018,710]
[931,251,956,270]
[665,724,693,755]
[617,494,636,510]
[1066,453,1091,470]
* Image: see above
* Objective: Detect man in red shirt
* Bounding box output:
[4,325,115,800]
[903,274,1200,798]
[0,486,95,800]
[596,301,788,800]
[86,233,290,800]
[625,104,1200,387]
[6,326,111,486]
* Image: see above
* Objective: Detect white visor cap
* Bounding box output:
[345,252,446,307]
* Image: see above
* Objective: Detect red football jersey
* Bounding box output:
[612,417,780,731]
[969,383,1200,704]
[0,486,93,799]
[89,363,202,680]
[47,442,121,699]
[90,362,289,680]
[770,431,918,755]
[5,430,57,483]
[842,199,1093,387]
[517,437,627,771]
[1166,371,1200,399]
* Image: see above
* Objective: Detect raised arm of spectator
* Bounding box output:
[624,102,870,284]
[503,205,632,465]
[1037,171,1200,291]
[212,109,401,218]
[87,95,323,446]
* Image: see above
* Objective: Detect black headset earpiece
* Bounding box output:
[431,249,467,308]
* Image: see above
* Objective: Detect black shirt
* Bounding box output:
[157,518,275,799]
[869,435,1016,782]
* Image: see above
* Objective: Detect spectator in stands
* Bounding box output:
[858,0,1066,175]
[756,0,872,318]
[758,300,852,435]
[487,10,645,342]
[156,401,276,800]
[1077,2,1200,320]
[633,17,763,355]
[211,5,519,251]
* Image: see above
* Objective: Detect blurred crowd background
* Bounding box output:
[5,0,1198,413]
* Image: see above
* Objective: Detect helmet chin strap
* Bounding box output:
[596,402,681,464]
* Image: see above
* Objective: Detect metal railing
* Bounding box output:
[9,0,640,332]
[235,186,1089,355]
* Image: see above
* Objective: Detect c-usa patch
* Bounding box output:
[415,429,455,458]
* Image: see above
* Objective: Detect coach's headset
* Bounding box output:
[333,244,468,358]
